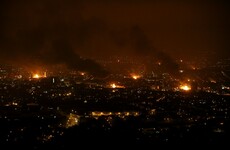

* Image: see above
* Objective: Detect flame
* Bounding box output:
[132,75,140,80]
[111,83,117,88]
[131,73,141,80]
[109,83,125,89]
[32,71,47,79]
[180,84,191,91]
[33,74,40,79]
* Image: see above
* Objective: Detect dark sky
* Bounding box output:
[0,0,229,72]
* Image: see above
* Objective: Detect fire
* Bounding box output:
[33,74,40,79]
[109,83,125,89]
[111,83,117,88]
[131,73,141,80]
[132,75,140,80]
[32,72,47,79]
[180,84,191,91]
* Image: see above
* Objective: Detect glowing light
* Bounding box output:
[191,66,196,70]
[66,92,72,96]
[66,113,80,128]
[210,79,216,83]
[33,74,40,79]
[111,83,117,88]
[132,75,141,80]
[109,83,125,89]
[180,84,191,91]
[80,72,85,76]
[130,73,141,80]
[44,72,47,77]
[32,72,47,79]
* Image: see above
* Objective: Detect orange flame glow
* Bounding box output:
[131,73,141,80]
[132,75,140,80]
[33,74,40,79]
[111,83,117,88]
[180,84,191,91]
[109,83,125,89]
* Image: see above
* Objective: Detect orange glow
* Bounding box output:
[130,73,141,80]
[180,84,191,91]
[111,83,117,88]
[109,83,125,89]
[132,75,141,80]
[44,72,47,77]
[80,72,85,76]
[33,74,40,79]
[32,71,47,79]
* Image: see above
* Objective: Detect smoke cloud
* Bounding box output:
[0,0,179,76]
[46,39,109,77]
[129,26,179,75]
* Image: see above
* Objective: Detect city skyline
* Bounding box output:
[0,0,230,148]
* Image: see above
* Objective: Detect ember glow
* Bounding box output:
[80,72,85,76]
[180,84,191,91]
[32,72,47,79]
[111,83,117,88]
[110,83,125,89]
[32,74,40,79]
[132,74,141,80]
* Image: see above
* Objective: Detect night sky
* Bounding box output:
[0,0,229,72]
